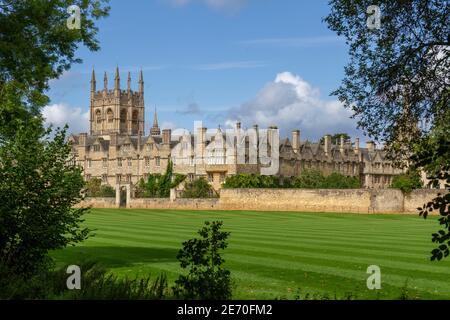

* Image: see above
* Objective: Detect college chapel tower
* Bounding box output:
[89,67,145,136]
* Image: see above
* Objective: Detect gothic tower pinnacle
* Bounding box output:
[103,71,108,91]
[90,68,96,94]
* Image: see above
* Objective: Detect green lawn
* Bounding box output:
[51,209,450,299]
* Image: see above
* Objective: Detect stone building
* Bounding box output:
[69,68,404,191]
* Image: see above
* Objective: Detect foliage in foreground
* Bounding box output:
[223,171,361,189]
[415,105,450,261]
[390,169,423,194]
[180,177,217,198]
[173,221,232,300]
[0,125,89,277]
[0,261,169,300]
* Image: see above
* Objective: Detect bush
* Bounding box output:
[292,169,327,188]
[173,221,232,300]
[181,177,217,198]
[391,170,422,193]
[0,260,170,300]
[135,160,185,198]
[223,171,361,189]
[85,178,115,197]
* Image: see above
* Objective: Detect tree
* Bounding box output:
[0,125,89,276]
[135,160,185,198]
[391,169,423,194]
[325,0,449,259]
[173,221,232,300]
[0,0,110,139]
[325,1,448,148]
[415,105,450,260]
[181,177,216,198]
[0,0,110,277]
[320,133,351,145]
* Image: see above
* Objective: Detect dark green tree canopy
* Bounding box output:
[325,0,449,145]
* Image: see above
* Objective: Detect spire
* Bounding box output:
[103,71,108,90]
[127,71,131,92]
[90,68,96,92]
[150,106,160,136]
[139,68,144,94]
[153,106,158,127]
[114,66,120,90]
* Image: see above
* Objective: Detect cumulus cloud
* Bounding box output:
[226,72,362,141]
[167,0,248,13]
[42,103,89,134]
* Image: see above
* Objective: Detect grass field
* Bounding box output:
[51,209,450,299]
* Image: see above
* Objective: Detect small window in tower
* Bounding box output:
[95,110,101,123]
[120,109,127,123]
[107,109,113,123]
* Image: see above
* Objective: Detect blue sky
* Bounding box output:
[45,0,368,142]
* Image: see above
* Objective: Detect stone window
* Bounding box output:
[155,157,160,167]
[117,157,123,167]
[95,110,101,123]
[127,158,132,167]
[122,144,130,151]
[208,173,213,182]
[107,109,113,123]
[87,159,92,168]
[102,158,108,168]
[93,145,100,152]
[116,174,122,183]
[144,157,150,167]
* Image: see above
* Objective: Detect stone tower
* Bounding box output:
[89,67,145,136]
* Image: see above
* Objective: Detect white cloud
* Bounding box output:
[42,103,89,134]
[226,72,362,141]
[167,0,248,13]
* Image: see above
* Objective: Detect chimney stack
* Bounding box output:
[324,134,331,156]
[292,129,300,153]
[162,129,171,145]
[354,138,360,154]
[340,135,345,154]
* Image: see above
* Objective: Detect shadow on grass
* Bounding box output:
[51,246,179,269]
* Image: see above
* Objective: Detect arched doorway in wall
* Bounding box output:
[120,186,127,207]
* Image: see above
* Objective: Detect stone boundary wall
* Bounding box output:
[76,189,446,214]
